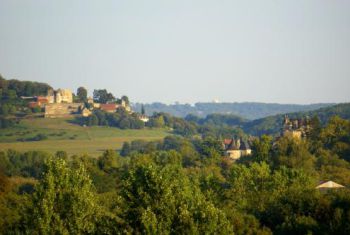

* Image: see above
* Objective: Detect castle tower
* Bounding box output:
[55,90,62,103]
[284,115,289,125]
[47,89,55,104]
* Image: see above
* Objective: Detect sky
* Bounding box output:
[0,0,349,104]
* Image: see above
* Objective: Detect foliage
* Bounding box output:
[272,137,316,172]
[121,161,233,234]
[133,102,332,120]
[1,115,350,234]
[0,117,16,129]
[120,95,129,106]
[30,158,100,234]
[83,109,145,129]
[250,135,273,163]
[77,87,88,102]
[0,150,50,178]
[93,89,115,104]
[0,74,51,98]
[243,103,350,136]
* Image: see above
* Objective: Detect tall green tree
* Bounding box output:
[93,89,115,104]
[251,135,272,163]
[121,96,129,106]
[98,150,120,172]
[31,159,100,234]
[121,162,233,234]
[272,137,316,172]
[319,116,350,161]
[141,104,145,115]
[148,115,165,128]
[77,87,88,102]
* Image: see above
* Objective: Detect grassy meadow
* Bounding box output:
[0,118,169,157]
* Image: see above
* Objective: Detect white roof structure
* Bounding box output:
[316,181,345,189]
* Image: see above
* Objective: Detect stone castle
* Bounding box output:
[47,89,73,104]
[44,89,83,118]
[45,103,83,118]
[42,88,131,118]
[281,115,310,139]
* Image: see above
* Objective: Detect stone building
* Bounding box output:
[81,107,92,117]
[97,102,132,113]
[43,89,76,118]
[223,138,252,160]
[28,96,49,108]
[281,115,310,139]
[44,103,83,118]
[120,99,132,112]
[138,115,149,123]
[43,88,132,118]
[47,89,73,104]
[100,104,117,113]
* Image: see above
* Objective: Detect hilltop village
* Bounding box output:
[25,88,145,120]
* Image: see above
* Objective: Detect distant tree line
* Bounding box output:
[243,103,350,136]
[92,89,130,105]
[133,102,333,119]
[0,74,52,128]
[82,109,145,129]
[0,74,51,99]
[81,110,245,139]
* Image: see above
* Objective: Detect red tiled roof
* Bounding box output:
[100,104,117,111]
[224,139,233,145]
[37,96,48,101]
[28,102,40,108]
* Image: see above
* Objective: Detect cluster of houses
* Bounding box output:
[25,88,149,121]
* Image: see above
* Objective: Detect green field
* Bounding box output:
[0,118,169,157]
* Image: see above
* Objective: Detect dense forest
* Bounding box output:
[132,102,333,119]
[1,116,350,234]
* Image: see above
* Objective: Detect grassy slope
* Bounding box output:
[0,118,169,157]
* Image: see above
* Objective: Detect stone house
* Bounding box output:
[223,138,252,160]
[138,115,149,123]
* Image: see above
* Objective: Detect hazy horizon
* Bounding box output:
[1,0,349,104]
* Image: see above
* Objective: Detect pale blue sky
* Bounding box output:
[0,0,349,104]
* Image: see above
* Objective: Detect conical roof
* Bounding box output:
[316,181,345,189]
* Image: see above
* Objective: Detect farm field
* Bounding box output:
[0,118,169,157]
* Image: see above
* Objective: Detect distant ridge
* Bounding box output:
[243,103,350,136]
[132,102,334,120]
